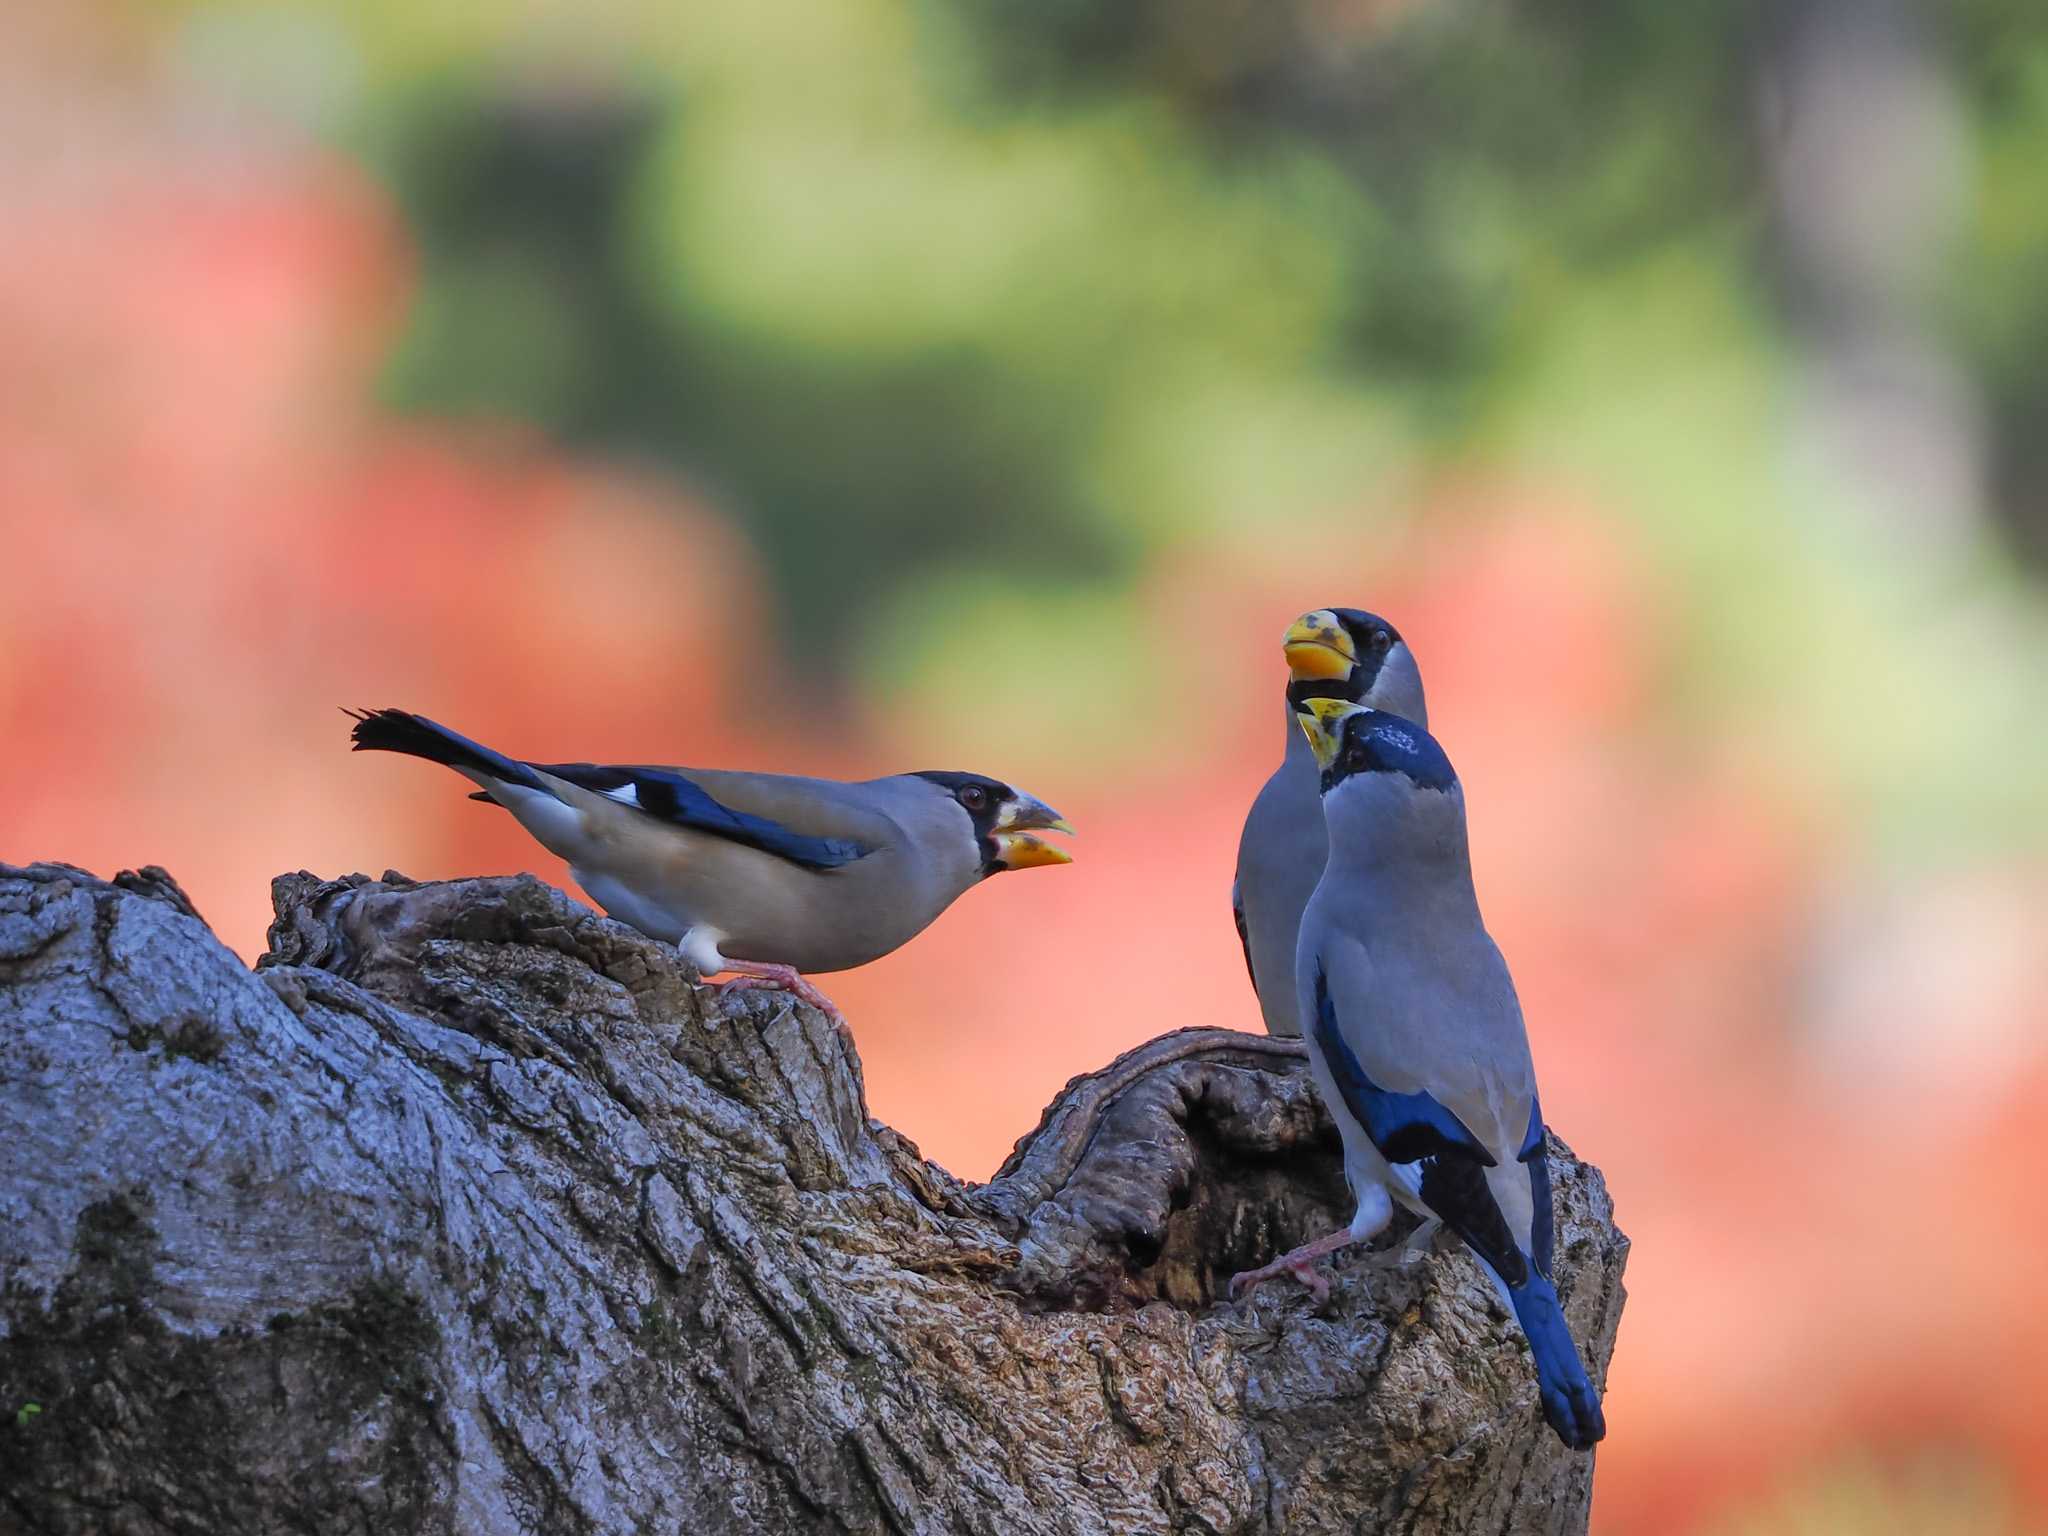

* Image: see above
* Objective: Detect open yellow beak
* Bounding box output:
[992,831,1073,869]
[1283,610,1357,682]
[1295,696,1366,771]
[991,792,1075,869]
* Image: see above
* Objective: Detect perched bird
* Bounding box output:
[1233,608,1427,1036]
[1230,698,1606,1453]
[345,709,1073,1020]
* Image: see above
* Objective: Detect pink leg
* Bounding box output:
[711,961,846,1029]
[1227,1227,1362,1304]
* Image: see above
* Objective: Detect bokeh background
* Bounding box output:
[6,0,2048,1529]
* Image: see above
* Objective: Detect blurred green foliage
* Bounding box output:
[338,0,1767,644]
[374,71,1136,687]
[175,0,2048,841]
[1949,1,2048,567]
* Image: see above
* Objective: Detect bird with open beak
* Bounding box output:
[346,709,1073,1024]
[1233,608,1427,1036]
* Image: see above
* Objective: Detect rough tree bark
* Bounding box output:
[0,862,1626,1535]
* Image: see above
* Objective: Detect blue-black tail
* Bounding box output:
[345,708,544,794]
[1509,1275,1606,1451]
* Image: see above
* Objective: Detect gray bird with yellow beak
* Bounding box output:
[1232,697,1606,1452]
[346,709,1073,1022]
[1232,608,1427,1035]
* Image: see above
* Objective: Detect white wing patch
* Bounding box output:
[601,783,641,808]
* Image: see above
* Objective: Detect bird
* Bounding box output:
[344,708,1074,1021]
[1233,608,1426,1036]
[1228,697,1607,1453]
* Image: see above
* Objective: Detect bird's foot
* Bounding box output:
[1227,1227,1359,1304]
[712,963,849,1033]
[1229,1254,1331,1305]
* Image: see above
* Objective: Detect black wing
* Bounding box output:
[352,708,874,874]
[1307,966,1521,1279]
[537,763,871,872]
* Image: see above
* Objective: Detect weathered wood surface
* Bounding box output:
[0,862,1626,1534]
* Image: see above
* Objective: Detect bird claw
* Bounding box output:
[1227,1255,1331,1305]
[712,971,850,1035]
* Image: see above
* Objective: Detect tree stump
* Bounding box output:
[0,862,1626,1534]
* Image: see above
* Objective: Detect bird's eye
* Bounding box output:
[1370,630,1392,652]
[1343,745,1370,772]
[959,785,988,812]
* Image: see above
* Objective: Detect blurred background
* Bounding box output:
[5,0,2047,1529]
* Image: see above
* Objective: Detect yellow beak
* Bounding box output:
[1283,610,1357,682]
[1295,696,1366,771]
[992,831,1074,869]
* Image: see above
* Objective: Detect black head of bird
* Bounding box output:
[910,772,1074,878]
[1281,608,1426,723]
[1294,698,1459,798]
